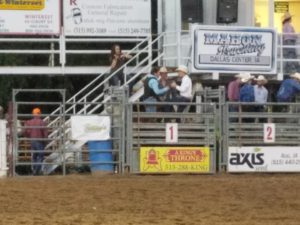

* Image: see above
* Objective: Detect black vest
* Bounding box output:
[143,76,158,99]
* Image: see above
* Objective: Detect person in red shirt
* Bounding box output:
[24,108,48,175]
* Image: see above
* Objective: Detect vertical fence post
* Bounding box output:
[61,90,66,176]
[148,36,152,73]
[280,34,284,76]
[177,31,181,65]
[12,90,18,177]
[59,28,66,74]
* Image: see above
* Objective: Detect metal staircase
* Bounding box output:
[42,34,165,175]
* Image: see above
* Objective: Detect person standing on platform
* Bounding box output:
[282,12,298,73]
[254,75,269,122]
[277,72,300,103]
[227,73,245,121]
[143,67,169,113]
[109,44,132,86]
[24,108,48,175]
[254,75,268,111]
[165,65,192,121]
[239,74,255,122]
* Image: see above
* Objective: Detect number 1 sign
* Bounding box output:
[264,123,275,143]
[166,123,178,143]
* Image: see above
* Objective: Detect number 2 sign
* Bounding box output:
[264,123,275,143]
[166,123,178,143]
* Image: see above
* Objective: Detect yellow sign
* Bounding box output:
[0,0,45,10]
[140,147,210,173]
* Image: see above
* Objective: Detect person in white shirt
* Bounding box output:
[167,65,192,114]
[254,75,268,122]
[254,75,268,105]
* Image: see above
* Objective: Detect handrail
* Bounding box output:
[45,36,150,125]
[46,36,153,142]
[46,34,163,146]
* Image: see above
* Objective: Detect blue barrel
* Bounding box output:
[88,141,113,172]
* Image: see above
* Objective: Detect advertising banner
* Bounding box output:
[140,147,210,173]
[228,146,300,172]
[0,0,60,35]
[71,115,111,141]
[64,0,151,37]
[191,26,277,74]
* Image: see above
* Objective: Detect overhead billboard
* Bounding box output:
[0,0,60,35]
[191,26,277,74]
[228,146,300,172]
[64,0,151,37]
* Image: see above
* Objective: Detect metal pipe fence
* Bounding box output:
[126,101,217,174]
[222,102,300,171]
[12,88,126,176]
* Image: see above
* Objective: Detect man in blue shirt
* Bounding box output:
[143,67,169,112]
[239,74,255,122]
[277,72,300,102]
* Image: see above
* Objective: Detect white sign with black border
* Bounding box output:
[191,25,277,74]
[64,0,151,37]
[228,146,300,172]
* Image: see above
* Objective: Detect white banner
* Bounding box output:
[228,146,300,172]
[64,0,151,37]
[191,26,277,74]
[0,0,60,35]
[71,116,111,141]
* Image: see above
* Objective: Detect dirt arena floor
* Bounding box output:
[0,174,300,225]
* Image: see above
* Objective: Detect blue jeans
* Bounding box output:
[31,141,45,175]
[144,97,157,113]
[229,104,239,123]
[165,95,190,113]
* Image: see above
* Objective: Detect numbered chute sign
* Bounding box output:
[264,123,275,143]
[166,123,178,143]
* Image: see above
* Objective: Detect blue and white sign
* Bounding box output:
[191,26,277,74]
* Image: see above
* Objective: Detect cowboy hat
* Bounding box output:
[241,73,255,83]
[176,65,188,74]
[159,67,168,73]
[255,75,268,83]
[290,72,300,80]
[235,72,251,79]
[282,12,292,23]
[234,73,244,79]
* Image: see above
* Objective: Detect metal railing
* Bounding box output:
[222,102,300,170]
[0,36,147,74]
[126,101,217,174]
[12,88,126,176]
[44,33,167,166]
